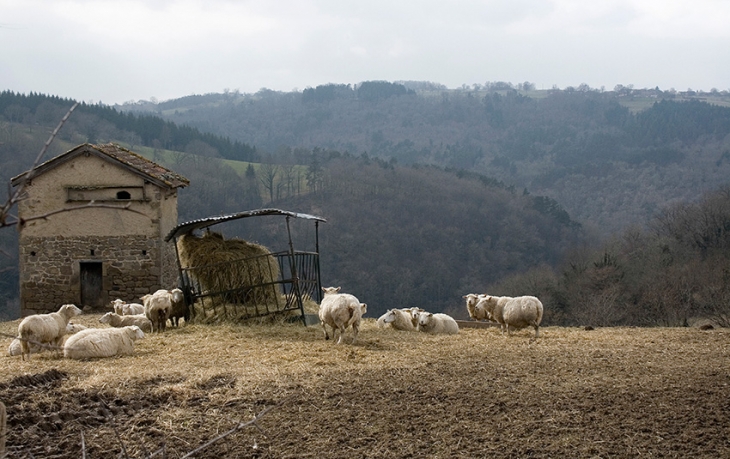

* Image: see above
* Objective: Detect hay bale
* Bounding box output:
[177,231,283,322]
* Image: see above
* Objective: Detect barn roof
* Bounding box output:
[165,208,326,242]
[11,143,190,189]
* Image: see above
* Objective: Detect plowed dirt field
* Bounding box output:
[1,315,728,458]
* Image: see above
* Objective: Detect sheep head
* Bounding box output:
[383,309,397,323]
[99,312,113,324]
[130,325,145,340]
[418,312,433,326]
[59,304,82,319]
[321,286,341,296]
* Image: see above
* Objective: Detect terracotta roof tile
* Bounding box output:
[11,143,190,189]
[92,143,190,188]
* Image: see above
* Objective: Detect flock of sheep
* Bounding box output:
[6,286,545,359]
[320,286,544,344]
[7,288,186,360]
[463,293,544,338]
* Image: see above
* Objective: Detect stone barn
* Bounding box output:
[11,143,189,315]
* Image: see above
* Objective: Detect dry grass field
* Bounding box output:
[1,314,729,458]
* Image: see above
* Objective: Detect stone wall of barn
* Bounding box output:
[18,235,176,315]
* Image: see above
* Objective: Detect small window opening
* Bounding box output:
[116,190,131,200]
[142,250,147,256]
[30,251,36,256]
[90,249,95,256]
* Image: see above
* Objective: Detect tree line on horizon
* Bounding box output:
[126,82,730,237]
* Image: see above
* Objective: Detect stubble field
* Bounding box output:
[1,314,729,458]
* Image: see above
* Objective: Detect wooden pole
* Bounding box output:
[0,401,6,456]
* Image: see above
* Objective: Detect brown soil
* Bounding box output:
[1,315,729,458]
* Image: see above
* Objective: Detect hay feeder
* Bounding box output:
[165,208,326,324]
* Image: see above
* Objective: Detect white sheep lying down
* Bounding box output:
[318,286,367,344]
[416,312,459,334]
[377,308,417,331]
[476,295,544,338]
[111,299,145,316]
[63,326,145,360]
[99,312,153,333]
[8,322,86,357]
[17,304,82,360]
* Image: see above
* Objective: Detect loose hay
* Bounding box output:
[1,315,729,458]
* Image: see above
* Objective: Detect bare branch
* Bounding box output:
[1,103,78,228]
[99,400,131,459]
[1,201,152,229]
[179,401,282,459]
[0,332,76,361]
[0,332,65,352]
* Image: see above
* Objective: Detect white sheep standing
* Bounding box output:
[318,286,367,344]
[141,289,173,332]
[464,293,490,321]
[416,311,459,334]
[7,322,86,357]
[17,304,82,360]
[476,295,544,338]
[377,308,417,331]
[111,298,145,316]
[99,312,153,333]
[167,288,187,327]
[63,325,145,360]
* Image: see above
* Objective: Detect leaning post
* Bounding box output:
[0,400,6,456]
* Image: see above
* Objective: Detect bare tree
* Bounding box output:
[258,159,280,203]
[2,102,148,232]
[1,103,79,229]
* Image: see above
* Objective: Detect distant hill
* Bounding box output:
[117,83,730,237]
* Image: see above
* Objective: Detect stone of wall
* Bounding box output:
[18,235,177,315]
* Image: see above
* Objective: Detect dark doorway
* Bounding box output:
[80,261,103,309]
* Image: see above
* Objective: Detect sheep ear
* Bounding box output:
[336,286,341,292]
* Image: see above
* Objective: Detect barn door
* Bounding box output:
[80,262,103,309]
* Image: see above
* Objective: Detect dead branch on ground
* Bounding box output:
[179,401,281,459]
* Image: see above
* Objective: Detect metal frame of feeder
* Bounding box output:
[164,208,326,325]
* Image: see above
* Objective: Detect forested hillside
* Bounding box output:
[255,154,583,318]
[120,83,730,236]
[0,92,581,320]
[2,89,730,327]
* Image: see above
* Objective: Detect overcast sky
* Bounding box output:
[2,0,729,105]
